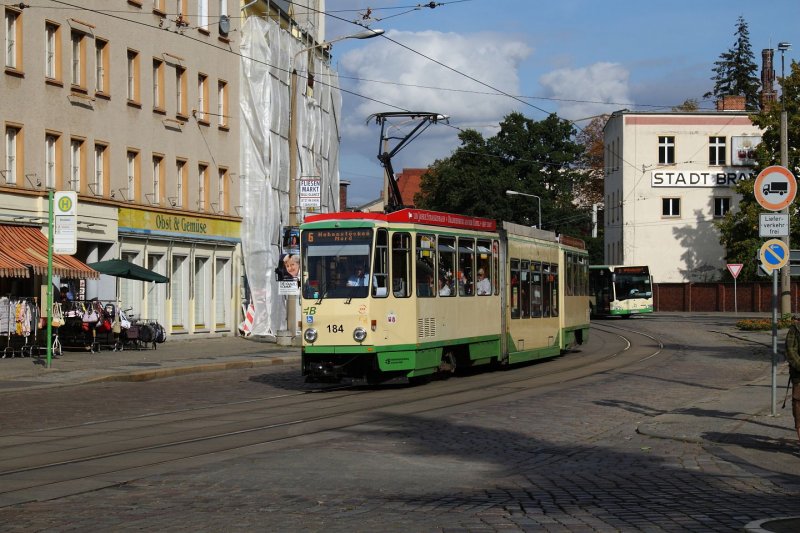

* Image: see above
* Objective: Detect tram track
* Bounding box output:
[0,323,664,507]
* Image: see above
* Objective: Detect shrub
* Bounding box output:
[736,313,795,331]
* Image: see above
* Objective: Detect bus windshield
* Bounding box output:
[301,228,373,299]
[614,268,652,301]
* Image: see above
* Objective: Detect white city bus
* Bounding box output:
[589,265,653,318]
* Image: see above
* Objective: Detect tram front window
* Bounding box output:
[301,229,373,299]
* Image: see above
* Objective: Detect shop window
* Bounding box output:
[194,257,209,329]
[215,258,230,328]
[171,255,187,329]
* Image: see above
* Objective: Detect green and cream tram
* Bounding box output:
[299,209,589,383]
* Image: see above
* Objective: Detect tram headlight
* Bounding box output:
[353,327,367,343]
[304,328,318,343]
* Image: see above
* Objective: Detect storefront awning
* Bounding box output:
[0,226,99,279]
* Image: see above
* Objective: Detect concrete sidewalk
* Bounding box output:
[0,334,300,393]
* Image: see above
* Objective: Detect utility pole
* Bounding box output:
[779,42,791,315]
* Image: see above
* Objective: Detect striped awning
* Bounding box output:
[0,226,99,279]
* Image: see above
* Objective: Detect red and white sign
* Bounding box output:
[727,263,743,279]
[754,165,797,211]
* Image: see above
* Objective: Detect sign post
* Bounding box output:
[755,167,797,416]
[726,263,743,314]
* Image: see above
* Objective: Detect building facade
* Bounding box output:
[2,1,242,338]
[603,100,763,283]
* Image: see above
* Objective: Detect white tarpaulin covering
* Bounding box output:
[240,16,341,337]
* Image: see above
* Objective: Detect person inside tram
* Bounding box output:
[347,264,370,287]
[476,268,491,295]
[438,275,452,296]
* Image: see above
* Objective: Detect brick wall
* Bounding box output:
[654,282,799,313]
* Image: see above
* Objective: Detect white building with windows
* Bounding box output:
[603,98,763,283]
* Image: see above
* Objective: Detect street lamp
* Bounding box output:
[506,190,542,229]
[279,28,384,346]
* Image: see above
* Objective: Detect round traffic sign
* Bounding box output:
[754,165,797,211]
[759,238,789,272]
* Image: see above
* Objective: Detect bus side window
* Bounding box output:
[391,232,411,298]
[373,229,389,298]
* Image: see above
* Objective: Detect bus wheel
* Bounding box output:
[438,350,456,378]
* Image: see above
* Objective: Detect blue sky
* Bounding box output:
[321,0,799,206]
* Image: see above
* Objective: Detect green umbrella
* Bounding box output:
[87,259,169,283]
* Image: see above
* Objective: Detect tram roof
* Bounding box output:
[304,209,497,232]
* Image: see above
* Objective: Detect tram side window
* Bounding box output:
[476,239,492,296]
[391,232,411,298]
[492,240,499,295]
[565,254,574,296]
[373,229,389,298]
[549,263,560,317]
[520,260,531,318]
[511,259,520,319]
[457,237,474,296]
[578,256,588,296]
[531,262,542,317]
[543,263,553,317]
[438,236,456,297]
[416,233,436,297]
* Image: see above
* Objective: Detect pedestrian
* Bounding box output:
[784,321,800,441]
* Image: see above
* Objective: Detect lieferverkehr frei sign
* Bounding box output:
[760,213,790,237]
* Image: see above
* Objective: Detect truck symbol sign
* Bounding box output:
[763,182,788,196]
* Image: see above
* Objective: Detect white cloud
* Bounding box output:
[339,29,532,169]
[539,62,631,121]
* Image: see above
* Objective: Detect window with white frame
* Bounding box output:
[127,49,139,102]
[45,133,57,188]
[197,0,208,31]
[658,136,675,165]
[126,150,138,201]
[5,9,21,69]
[217,168,227,214]
[197,73,208,122]
[120,252,142,319]
[69,138,82,191]
[194,256,209,328]
[70,31,84,86]
[176,65,187,116]
[709,136,726,166]
[217,79,228,128]
[171,255,187,329]
[198,163,208,211]
[151,155,162,204]
[153,58,164,110]
[45,22,58,79]
[714,197,731,218]
[215,258,230,328]
[147,254,166,322]
[95,39,108,93]
[218,0,227,18]
[662,197,680,217]
[176,159,186,208]
[5,126,20,185]
[93,144,105,196]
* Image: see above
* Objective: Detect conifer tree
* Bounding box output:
[703,16,761,110]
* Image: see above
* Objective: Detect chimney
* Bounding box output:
[716,95,746,111]
[761,48,778,110]
[339,180,350,212]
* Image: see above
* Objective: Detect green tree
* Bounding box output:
[715,61,800,281]
[416,112,592,239]
[703,16,761,110]
[672,98,699,112]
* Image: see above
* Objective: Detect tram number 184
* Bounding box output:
[327,324,344,333]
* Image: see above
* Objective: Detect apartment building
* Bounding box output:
[603,97,763,283]
[1,1,241,338]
